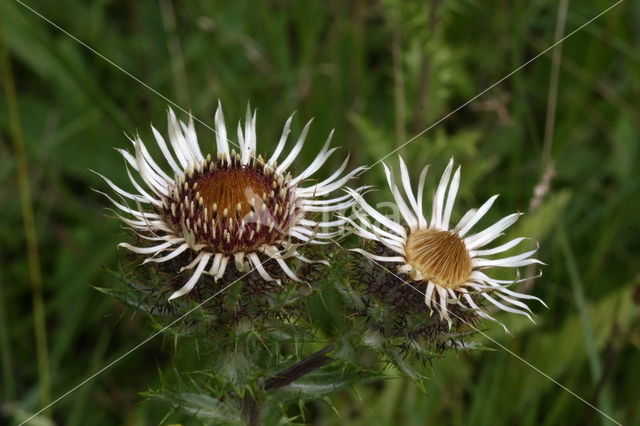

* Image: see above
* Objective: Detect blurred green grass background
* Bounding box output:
[1,0,639,424]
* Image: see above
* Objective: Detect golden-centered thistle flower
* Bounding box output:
[98,104,362,300]
[346,157,545,327]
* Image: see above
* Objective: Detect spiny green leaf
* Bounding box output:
[268,363,384,404]
[386,348,430,392]
[142,391,244,426]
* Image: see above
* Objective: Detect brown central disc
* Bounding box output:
[405,228,472,289]
[162,153,297,254]
[196,168,271,217]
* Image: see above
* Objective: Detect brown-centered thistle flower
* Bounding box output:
[97,104,363,300]
[345,157,545,328]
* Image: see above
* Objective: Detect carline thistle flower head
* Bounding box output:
[97,103,363,300]
[345,157,546,329]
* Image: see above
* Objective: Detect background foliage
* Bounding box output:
[1,0,639,424]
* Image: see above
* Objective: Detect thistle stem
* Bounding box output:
[240,393,261,426]
[264,344,335,391]
[238,344,336,424]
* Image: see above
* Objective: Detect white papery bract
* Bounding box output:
[345,157,545,328]
[98,104,363,300]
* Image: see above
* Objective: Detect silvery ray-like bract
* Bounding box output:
[97,104,364,300]
[345,157,546,328]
